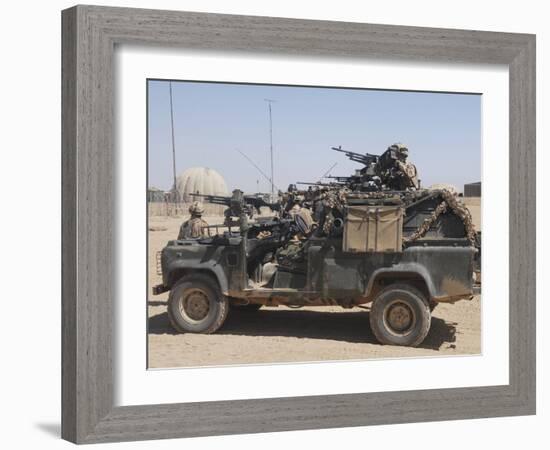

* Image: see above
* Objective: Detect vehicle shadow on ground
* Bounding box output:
[148,307,456,350]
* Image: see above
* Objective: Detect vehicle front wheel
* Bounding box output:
[167,275,229,334]
[369,284,431,347]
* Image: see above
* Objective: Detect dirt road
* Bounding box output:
[147,214,481,369]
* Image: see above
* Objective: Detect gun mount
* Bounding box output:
[191,189,282,230]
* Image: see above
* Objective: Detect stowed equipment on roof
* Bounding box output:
[191,144,477,252]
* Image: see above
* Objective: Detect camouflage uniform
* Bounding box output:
[395,159,419,189]
[391,143,419,190]
[178,202,209,239]
[277,205,316,267]
[289,204,315,235]
[297,207,314,232]
[276,240,304,266]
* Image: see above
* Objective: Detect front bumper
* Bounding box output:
[152,284,169,295]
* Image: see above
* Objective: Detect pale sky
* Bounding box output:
[148,79,481,194]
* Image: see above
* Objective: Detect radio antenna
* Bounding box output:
[264,99,276,199]
[319,162,338,181]
[168,81,178,206]
[236,149,279,192]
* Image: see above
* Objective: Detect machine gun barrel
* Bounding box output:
[243,195,281,212]
[190,192,280,213]
[327,175,353,183]
[297,181,329,186]
[189,193,232,206]
[331,146,379,166]
[296,181,344,187]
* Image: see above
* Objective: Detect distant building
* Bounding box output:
[147,186,165,202]
[175,167,228,202]
[464,181,481,197]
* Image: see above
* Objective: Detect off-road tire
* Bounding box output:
[369,283,431,347]
[167,274,229,334]
[230,303,262,312]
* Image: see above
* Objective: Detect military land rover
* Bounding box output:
[152,145,479,347]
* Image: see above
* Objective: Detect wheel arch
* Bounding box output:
[364,265,436,302]
[167,267,227,294]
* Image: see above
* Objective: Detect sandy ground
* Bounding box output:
[147,208,481,369]
[463,197,481,231]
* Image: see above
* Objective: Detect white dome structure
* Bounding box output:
[175,167,228,201]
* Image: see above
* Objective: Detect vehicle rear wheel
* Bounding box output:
[369,284,431,347]
[167,275,229,334]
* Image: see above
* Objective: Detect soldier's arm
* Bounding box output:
[394,161,417,188]
[406,164,419,188]
[190,218,209,238]
[201,219,210,237]
[177,221,188,239]
[395,160,407,172]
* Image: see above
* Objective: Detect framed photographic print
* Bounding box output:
[62,5,535,444]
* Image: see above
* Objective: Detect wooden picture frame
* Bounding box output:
[61,5,536,444]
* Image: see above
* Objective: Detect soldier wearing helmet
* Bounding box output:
[178,201,209,239]
[394,143,419,189]
[379,143,419,190]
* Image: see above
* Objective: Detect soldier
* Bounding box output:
[178,202,209,239]
[288,202,315,236]
[375,143,419,190]
[277,202,316,267]
[391,143,419,190]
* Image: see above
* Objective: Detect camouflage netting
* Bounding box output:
[302,187,477,247]
[403,189,477,246]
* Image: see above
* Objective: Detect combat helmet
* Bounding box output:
[189,201,205,215]
[390,142,409,159]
